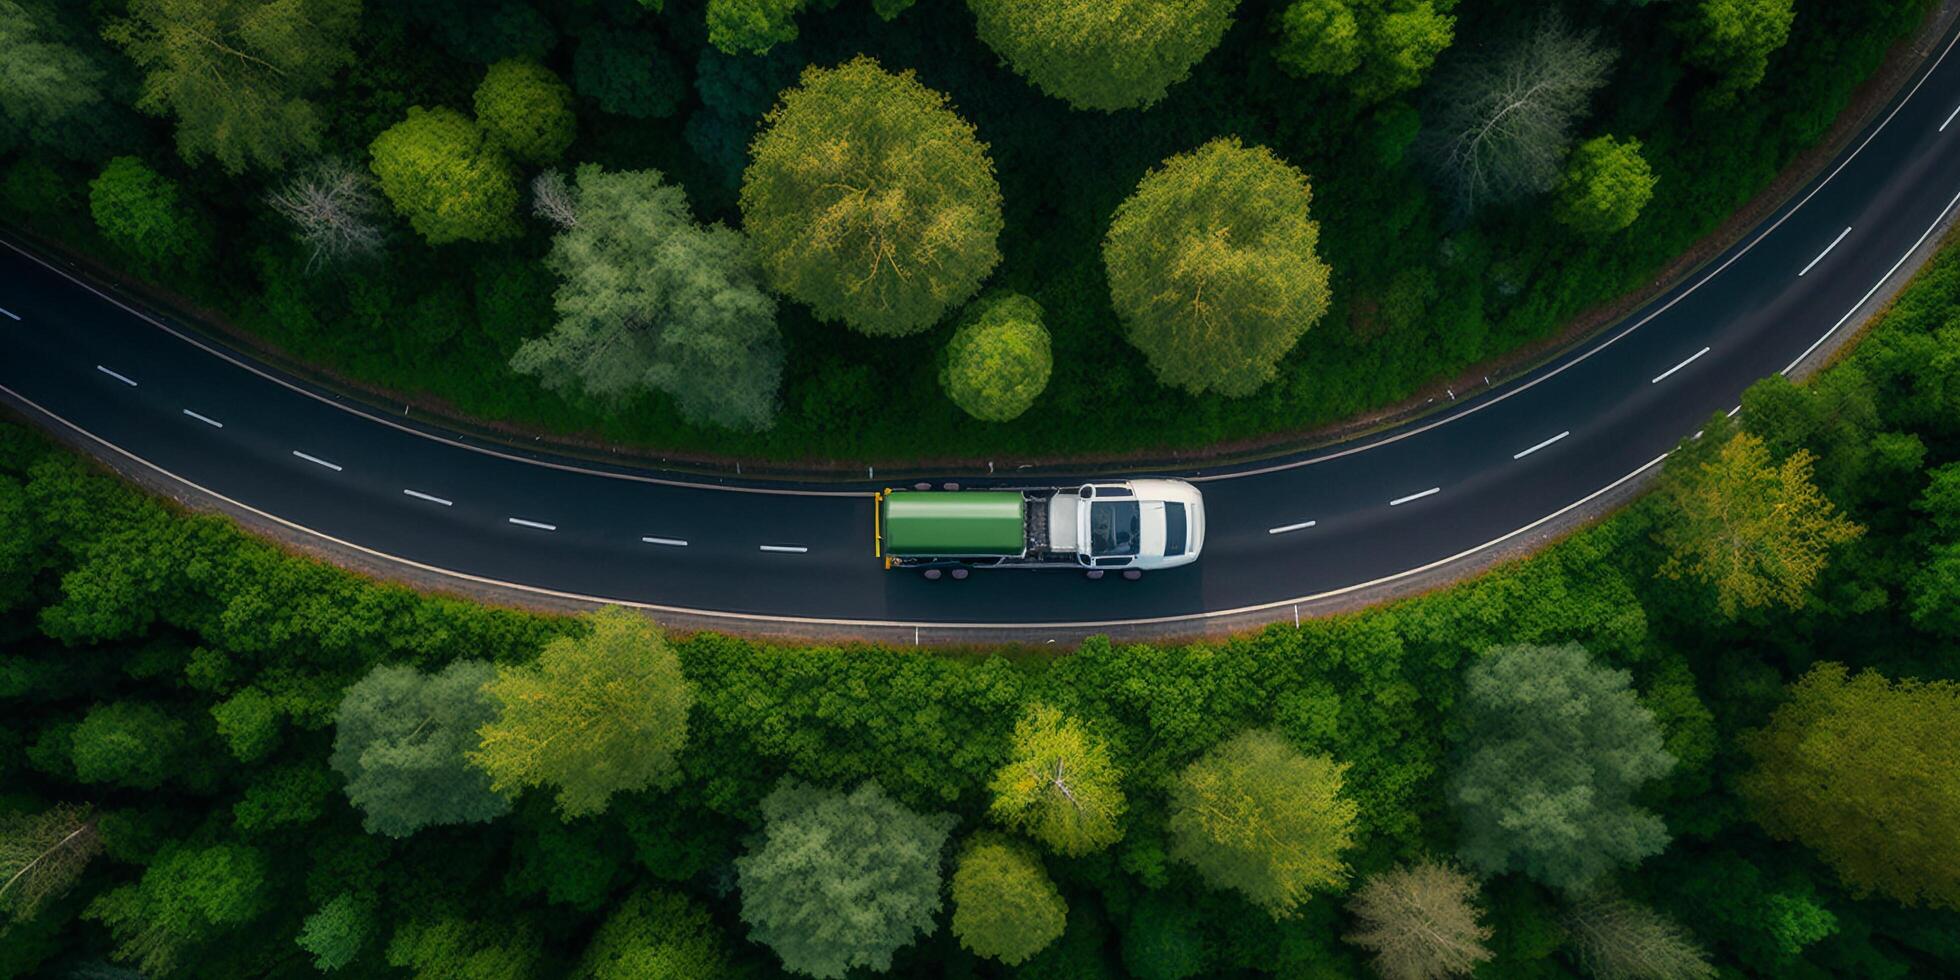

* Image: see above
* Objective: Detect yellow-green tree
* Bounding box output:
[967,0,1241,111]
[949,836,1067,966]
[1104,138,1332,397]
[368,106,520,245]
[472,607,694,819]
[988,705,1127,856]
[1655,427,1863,617]
[740,57,1002,337]
[1167,728,1357,918]
[1741,663,1960,910]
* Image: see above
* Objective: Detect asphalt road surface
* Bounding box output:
[6,30,1960,634]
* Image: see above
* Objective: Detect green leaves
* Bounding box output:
[576,889,730,979]
[967,0,1241,111]
[950,836,1067,965]
[83,843,270,975]
[1275,0,1458,102]
[1104,138,1331,397]
[368,106,520,245]
[330,661,511,838]
[1556,136,1658,239]
[741,57,1003,337]
[88,156,206,271]
[987,704,1126,856]
[942,292,1053,422]
[1683,0,1796,100]
[473,60,574,166]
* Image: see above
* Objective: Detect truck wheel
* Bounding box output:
[950,568,969,581]
[1122,569,1143,581]
[923,569,943,581]
[1085,570,1105,580]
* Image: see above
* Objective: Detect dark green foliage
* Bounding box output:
[575,889,730,979]
[1122,894,1208,980]
[82,843,270,975]
[385,915,542,980]
[68,702,188,790]
[330,661,512,838]
[575,27,688,119]
[88,157,205,270]
[210,687,281,763]
[474,59,575,165]
[296,892,377,972]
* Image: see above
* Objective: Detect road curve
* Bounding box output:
[5,29,1960,635]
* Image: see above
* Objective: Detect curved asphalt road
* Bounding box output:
[5,30,1960,633]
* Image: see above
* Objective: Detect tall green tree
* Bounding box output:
[1556,136,1657,239]
[512,165,785,432]
[1344,861,1493,980]
[1275,0,1458,103]
[1419,18,1613,214]
[368,106,520,245]
[1682,0,1795,100]
[707,0,804,55]
[88,157,206,270]
[987,704,1127,856]
[385,915,542,980]
[105,0,360,174]
[0,1,117,157]
[1655,427,1864,617]
[966,0,1241,111]
[575,889,730,979]
[296,892,377,973]
[741,57,1002,337]
[473,59,574,165]
[330,661,511,838]
[1449,644,1674,892]
[1166,728,1357,918]
[1104,138,1332,397]
[1740,663,1960,909]
[69,701,189,789]
[735,779,955,979]
[0,804,100,922]
[471,607,694,819]
[949,836,1067,966]
[83,843,270,975]
[941,292,1052,422]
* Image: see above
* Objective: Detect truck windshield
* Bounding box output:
[1090,501,1141,556]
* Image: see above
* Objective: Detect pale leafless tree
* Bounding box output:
[1565,894,1716,980]
[1421,17,1614,216]
[531,169,578,230]
[267,158,385,271]
[0,803,102,921]
[1345,861,1494,980]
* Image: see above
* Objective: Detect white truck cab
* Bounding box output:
[1049,479,1205,572]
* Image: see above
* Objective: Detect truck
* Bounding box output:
[875,479,1205,579]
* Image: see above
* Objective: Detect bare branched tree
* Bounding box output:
[0,803,102,921]
[531,169,578,230]
[267,158,385,271]
[1345,861,1494,980]
[1565,894,1717,980]
[1420,17,1614,216]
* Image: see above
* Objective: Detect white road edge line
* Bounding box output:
[641,536,689,547]
[181,409,222,428]
[1784,187,1960,374]
[1798,226,1853,277]
[0,306,19,321]
[1513,431,1570,459]
[759,545,809,554]
[1651,346,1711,384]
[1267,521,1317,535]
[1389,487,1440,507]
[0,384,1686,628]
[1943,102,1960,131]
[95,365,136,386]
[403,489,452,507]
[508,517,556,531]
[291,450,343,472]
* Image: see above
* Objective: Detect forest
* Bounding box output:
[5,228,1960,975]
[0,0,1939,461]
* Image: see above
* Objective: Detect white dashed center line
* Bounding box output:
[1651,346,1710,384]
[759,545,809,554]
[1389,487,1441,506]
[1513,430,1570,459]
[292,450,342,472]
[1797,227,1852,277]
[641,536,689,547]
[508,517,556,531]
[181,409,223,428]
[95,365,137,386]
[1268,521,1317,535]
[403,489,452,507]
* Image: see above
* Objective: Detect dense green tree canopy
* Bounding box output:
[83,843,270,975]
[368,106,520,245]
[1684,0,1796,99]
[1275,0,1459,102]
[1741,663,1960,909]
[0,1,116,157]
[330,660,511,838]
[741,57,1002,337]
[472,607,694,819]
[295,892,377,972]
[1167,728,1357,917]
[1104,138,1332,397]
[949,836,1068,965]
[967,0,1242,111]
[104,0,360,174]
[942,292,1053,421]
[1557,136,1657,239]
[512,165,785,432]
[88,156,205,270]
[69,701,187,789]
[735,779,955,978]
[574,27,687,120]
[473,59,574,165]
[575,889,730,979]
[1449,644,1674,892]
[988,704,1127,856]
[708,0,805,55]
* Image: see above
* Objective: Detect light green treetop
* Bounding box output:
[474,59,575,165]
[942,292,1052,422]
[988,704,1127,856]
[949,835,1067,966]
[368,106,520,245]
[967,0,1242,111]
